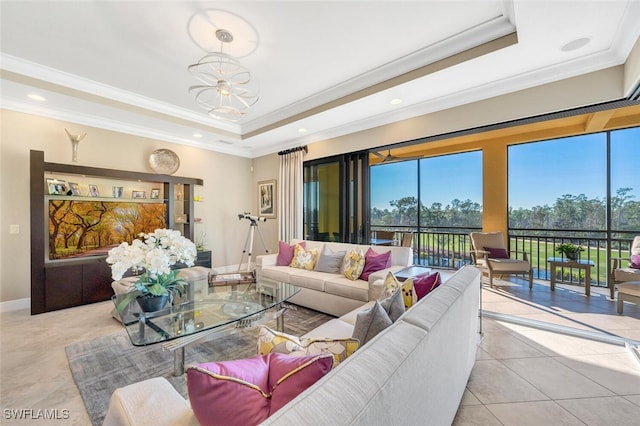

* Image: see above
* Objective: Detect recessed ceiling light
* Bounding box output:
[561,37,590,52]
[27,94,46,101]
[390,98,402,105]
[192,133,203,138]
[298,128,307,133]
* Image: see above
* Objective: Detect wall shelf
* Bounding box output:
[30,150,205,314]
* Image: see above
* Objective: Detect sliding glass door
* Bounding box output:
[303,152,368,243]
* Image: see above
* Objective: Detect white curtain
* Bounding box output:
[278,148,305,242]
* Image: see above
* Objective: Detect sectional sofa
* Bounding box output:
[103,265,481,426]
[256,240,413,316]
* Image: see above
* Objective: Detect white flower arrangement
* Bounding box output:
[107,228,197,312]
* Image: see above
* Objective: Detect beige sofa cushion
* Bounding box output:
[477,257,531,272]
[283,269,327,292]
[103,377,197,426]
[618,281,640,297]
[324,276,370,302]
[614,268,640,282]
[470,232,506,253]
[261,266,297,283]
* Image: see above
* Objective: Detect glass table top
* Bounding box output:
[547,257,595,265]
[113,278,299,346]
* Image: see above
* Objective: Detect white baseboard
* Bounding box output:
[0,298,30,313]
[0,265,251,313]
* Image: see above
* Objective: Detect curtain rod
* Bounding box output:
[278,146,308,156]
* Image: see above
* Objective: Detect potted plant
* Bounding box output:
[107,228,197,313]
[556,243,585,261]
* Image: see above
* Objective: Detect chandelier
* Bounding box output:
[188,29,259,122]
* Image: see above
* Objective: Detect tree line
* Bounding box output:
[371,188,639,232]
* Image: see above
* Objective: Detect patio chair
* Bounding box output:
[610,235,640,299]
[376,230,395,240]
[372,230,396,246]
[400,232,413,247]
[469,232,533,289]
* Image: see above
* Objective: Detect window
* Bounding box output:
[610,127,640,234]
[509,134,606,230]
[507,128,640,286]
[371,161,418,226]
[419,151,482,228]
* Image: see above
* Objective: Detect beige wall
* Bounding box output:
[304,67,624,161]
[0,109,254,304]
[248,153,279,254]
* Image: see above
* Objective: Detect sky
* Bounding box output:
[370,127,640,211]
[370,151,482,210]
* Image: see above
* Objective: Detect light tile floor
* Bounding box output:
[453,277,640,426]
[0,276,639,425]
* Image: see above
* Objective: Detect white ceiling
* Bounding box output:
[1,1,639,158]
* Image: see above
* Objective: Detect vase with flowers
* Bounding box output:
[107,229,197,313]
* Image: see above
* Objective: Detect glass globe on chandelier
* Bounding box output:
[188,29,259,122]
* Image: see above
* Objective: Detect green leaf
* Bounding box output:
[116,290,142,313]
[147,283,168,296]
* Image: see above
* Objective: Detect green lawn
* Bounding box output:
[410,233,611,286]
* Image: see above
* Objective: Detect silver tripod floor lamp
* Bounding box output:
[237,213,269,272]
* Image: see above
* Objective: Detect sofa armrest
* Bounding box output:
[103,377,197,426]
[366,265,407,285]
[256,253,278,268]
[369,278,384,300]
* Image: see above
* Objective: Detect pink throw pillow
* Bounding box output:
[269,352,333,413]
[187,355,270,425]
[360,247,392,281]
[483,246,509,259]
[412,272,441,300]
[187,353,332,426]
[630,254,640,269]
[277,241,305,266]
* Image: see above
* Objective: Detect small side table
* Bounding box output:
[394,266,432,282]
[547,257,595,296]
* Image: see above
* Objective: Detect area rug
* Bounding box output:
[66,304,333,426]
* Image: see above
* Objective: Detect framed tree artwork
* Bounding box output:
[258,179,276,219]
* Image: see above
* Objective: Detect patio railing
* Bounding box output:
[509,229,638,287]
[371,226,639,288]
[370,226,479,269]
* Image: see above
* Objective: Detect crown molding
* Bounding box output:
[0,53,242,134]
[0,97,253,158]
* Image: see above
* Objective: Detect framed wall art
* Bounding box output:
[132,190,146,199]
[46,178,68,195]
[68,182,80,196]
[257,179,276,219]
[88,184,99,197]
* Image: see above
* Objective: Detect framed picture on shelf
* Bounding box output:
[46,178,68,195]
[257,179,277,219]
[112,186,124,198]
[132,190,146,199]
[88,185,99,197]
[68,182,80,196]
[150,188,160,199]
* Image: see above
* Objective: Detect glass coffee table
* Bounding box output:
[113,277,300,375]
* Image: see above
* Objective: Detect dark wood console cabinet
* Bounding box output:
[30,150,204,314]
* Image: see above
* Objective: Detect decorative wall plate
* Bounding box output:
[149,149,180,175]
